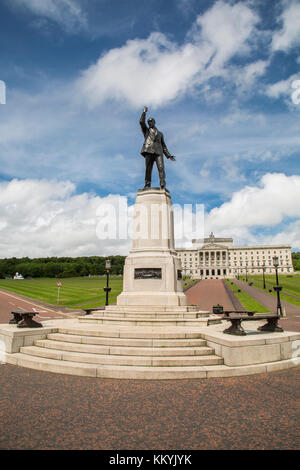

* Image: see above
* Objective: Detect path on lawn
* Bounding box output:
[186,279,300,332]
[233,280,300,316]
[185,279,242,312]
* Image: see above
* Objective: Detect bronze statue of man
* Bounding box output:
[140,106,176,189]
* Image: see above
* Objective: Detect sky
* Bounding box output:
[0,0,300,257]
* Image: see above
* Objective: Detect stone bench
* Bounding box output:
[10,310,43,329]
[221,311,283,336]
[223,310,256,317]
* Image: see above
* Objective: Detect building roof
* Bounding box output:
[176,231,291,251]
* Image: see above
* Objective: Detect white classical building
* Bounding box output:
[176,232,294,279]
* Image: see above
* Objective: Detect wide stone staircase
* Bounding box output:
[12,322,224,379]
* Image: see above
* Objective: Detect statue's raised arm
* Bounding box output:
[140,106,148,136]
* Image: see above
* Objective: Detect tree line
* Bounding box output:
[0,252,299,279]
[0,256,126,279]
[292,252,300,271]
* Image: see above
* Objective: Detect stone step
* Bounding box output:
[78,316,217,327]
[34,339,214,357]
[47,333,207,348]
[11,352,98,377]
[6,352,300,379]
[103,305,203,313]
[58,327,204,339]
[5,352,224,378]
[20,346,223,367]
[86,312,206,319]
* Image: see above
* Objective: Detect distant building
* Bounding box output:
[176,232,294,279]
[13,272,24,280]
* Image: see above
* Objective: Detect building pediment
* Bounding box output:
[202,243,229,250]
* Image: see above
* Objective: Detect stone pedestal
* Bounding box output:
[116,188,187,307]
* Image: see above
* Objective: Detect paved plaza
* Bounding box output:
[0,362,299,450]
[0,280,299,450]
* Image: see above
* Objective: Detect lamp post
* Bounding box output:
[104,259,112,306]
[245,265,248,282]
[273,256,283,317]
[262,263,266,289]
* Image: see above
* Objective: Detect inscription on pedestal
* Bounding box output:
[134,268,162,279]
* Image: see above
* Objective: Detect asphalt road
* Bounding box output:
[0,289,75,324]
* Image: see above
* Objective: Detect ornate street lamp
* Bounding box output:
[273,256,283,316]
[104,259,112,306]
[262,263,266,289]
[245,265,248,282]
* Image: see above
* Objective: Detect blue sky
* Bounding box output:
[0,0,300,257]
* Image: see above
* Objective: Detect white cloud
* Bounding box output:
[77,32,206,109]
[77,1,260,108]
[264,73,300,101]
[272,0,300,52]
[261,220,300,250]
[265,77,292,99]
[9,0,87,33]
[0,178,203,257]
[0,174,299,258]
[233,60,270,94]
[206,173,300,234]
[194,0,259,68]
[0,179,131,257]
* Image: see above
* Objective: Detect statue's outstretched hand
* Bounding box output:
[169,156,176,161]
[143,106,148,113]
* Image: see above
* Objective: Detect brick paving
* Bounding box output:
[0,363,299,450]
[185,279,238,312]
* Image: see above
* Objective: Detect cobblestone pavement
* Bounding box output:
[0,290,77,324]
[185,280,237,312]
[0,363,299,450]
[233,280,300,316]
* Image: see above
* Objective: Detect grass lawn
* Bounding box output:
[243,274,300,307]
[183,279,199,289]
[224,279,270,313]
[0,277,124,309]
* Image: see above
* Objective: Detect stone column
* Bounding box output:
[117,188,187,307]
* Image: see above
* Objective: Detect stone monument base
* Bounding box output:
[94,304,209,318]
[117,188,187,308]
[1,318,299,379]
